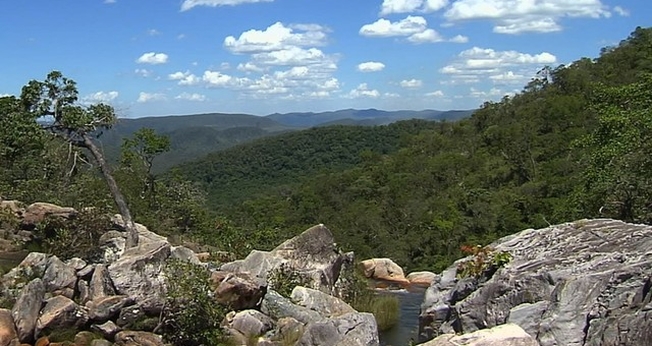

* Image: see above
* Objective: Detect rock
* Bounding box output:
[229,310,274,338]
[221,224,347,294]
[11,278,45,343]
[74,331,98,346]
[213,271,266,310]
[290,286,355,317]
[296,312,379,346]
[42,256,76,293]
[116,305,146,328]
[35,296,89,338]
[91,320,121,339]
[86,295,132,322]
[21,203,76,228]
[111,214,168,244]
[407,271,437,286]
[196,252,211,262]
[359,258,408,284]
[419,219,652,346]
[89,265,115,301]
[0,309,18,346]
[114,331,164,346]
[77,264,95,279]
[170,246,201,265]
[66,257,87,271]
[108,241,170,313]
[0,200,23,215]
[2,252,48,290]
[77,280,90,305]
[261,290,323,324]
[274,317,305,345]
[91,339,113,346]
[417,324,538,346]
[98,231,126,264]
[34,336,49,346]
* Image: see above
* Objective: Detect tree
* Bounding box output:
[19,71,139,247]
[121,128,171,204]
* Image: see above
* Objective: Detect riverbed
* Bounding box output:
[378,284,427,346]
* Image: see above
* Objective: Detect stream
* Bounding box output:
[377,284,427,346]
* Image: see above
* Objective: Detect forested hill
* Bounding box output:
[178,26,652,271]
[173,119,444,208]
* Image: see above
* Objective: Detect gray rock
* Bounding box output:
[77,264,95,279]
[11,278,45,343]
[291,286,355,317]
[221,224,346,294]
[0,308,18,346]
[230,309,275,338]
[170,245,201,265]
[98,231,126,264]
[35,295,89,338]
[262,290,323,324]
[116,305,146,328]
[86,295,133,322]
[91,339,113,346]
[417,323,539,346]
[2,252,48,289]
[114,331,164,346]
[296,312,379,346]
[66,257,87,271]
[111,214,168,244]
[213,271,266,310]
[77,279,90,305]
[419,219,652,346]
[42,256,77,293]
[108,241,170,313]
[91,320,122,339]
[89,264,116,301]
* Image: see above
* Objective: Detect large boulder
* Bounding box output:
[228,309,274,338]
[407,271,437,286]
[290,286,356,318]
[0,309,18,346]
[11,278,45,343]
[360,258,408,284]
[108,241,170,313]
[417,324,538,346]
[296,312,379,346]
[21,203,76,228]
[221,224,346,294]
[42,256,76,294]
[212,271,266,310]
[34,296,89,338]
[419,219,652,346]
[111,214,168,244]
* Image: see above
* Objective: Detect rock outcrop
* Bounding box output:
[360,258,408,284]
[419,219,652,346]
[418,323,538,346]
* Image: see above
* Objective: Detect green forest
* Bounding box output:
[1,26,651,273]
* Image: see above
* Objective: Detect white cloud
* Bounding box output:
[346,83,380,98]
[104,0,116,3]
[168,71,201,85]
[134,69,152,77]
[470,87,504,98]
[426,90,444,97]
[357,61,386,72]
[360,16,428,37]
[224,22,327,53]
[136,52,168,64]
[81,91,119,104]
[613,6,629,16]
[147,29,160,36]
[380,0,449,15]
[181,0,272,11]
[444,0,610,34]
[238,62,264,72]
[202,71,233,87]
[408,28,444,43]
[137,92,166,103]
[177,34,186,40]
[400,79,423,88]
[175,92,207,101]
[449,34,469,43]
[441,47,556,85]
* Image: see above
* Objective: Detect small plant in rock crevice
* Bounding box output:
[267,263,312,298]
[456,245,512,279]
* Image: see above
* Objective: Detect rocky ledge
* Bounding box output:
[418,218,652,346]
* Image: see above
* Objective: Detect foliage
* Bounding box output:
[456,245,512,279]
[162,259,229,346]
[267,263,312,298]
[32,208,111,261]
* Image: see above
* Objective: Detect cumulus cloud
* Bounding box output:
[400,79,423,88]
[104,0,116,4]
[357,61,386,72]
[168,71,202,86]
[440,47,556,85]
[444,0,610,34]
[380,0,449,15]
[135,69,152,77]
[181,0,272,11]
[147,29,160,36]
[469,87,504,98]
[426,90,445,97]
[613,6,629,16]
[346,83,380,98]
[175,92,207,101]
[407,28,444,43]
[81,91,119,104]
[238,62,265,72]
[137,92,166,103]
[224,22,327,53]
[449,34,469,43]
[136,52,168,64]
[360,16,459,44]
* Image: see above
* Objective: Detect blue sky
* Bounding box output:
[0,0,648,117]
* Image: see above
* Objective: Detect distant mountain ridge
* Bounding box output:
[99,108,476,172]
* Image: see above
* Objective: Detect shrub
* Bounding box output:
[352,293,399,331]
[456,245,512,279]
[161,259,229,346]
[267,263,311,298]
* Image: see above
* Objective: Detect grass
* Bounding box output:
[352,292,400,332]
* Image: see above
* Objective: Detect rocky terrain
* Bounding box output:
[0,200,379,346]
[418,219,652,346]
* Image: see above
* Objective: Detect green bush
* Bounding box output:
[456,245,512,279]
[267,263,311,298]
[352,293,400,332]
[162,259,229,346]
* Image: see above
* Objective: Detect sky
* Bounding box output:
[0,0,649,117]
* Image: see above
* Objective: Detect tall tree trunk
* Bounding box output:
[82,133,139,248]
